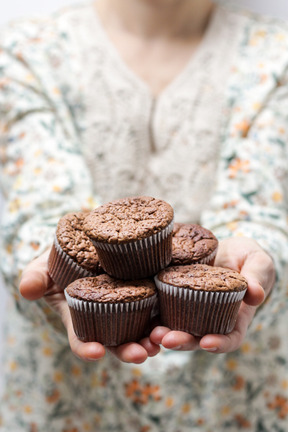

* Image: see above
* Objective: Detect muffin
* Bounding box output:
[65,274,158,346]
[155,264,248,336]
[83,196,174,280]
[171,223,218,266]
[48,212,103,290]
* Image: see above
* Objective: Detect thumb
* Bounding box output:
[240,250,275,307]
[19,250,52,301]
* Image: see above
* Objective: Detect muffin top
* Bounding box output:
[157,264,248,292]
[171,223,218,265]
[66,274,156,303]
[56,212,101,272]
[83,196,174,244]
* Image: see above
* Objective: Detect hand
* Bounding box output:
[150,237,275,354]
[19,249,160,363]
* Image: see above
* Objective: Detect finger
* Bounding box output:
[150,326,200,351]
[243,279,265,306]
[139,337,161,357]
[149,326,172,345]
[68,329,106,362]
[20,251,52,300]
[200,303,256,353]
[240,250,274,306]
[161,330,200,351]
[109,343,148,364]
[60,302,106,361]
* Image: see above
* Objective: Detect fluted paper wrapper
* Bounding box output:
[92,220,174,280]
[65,290,158,346]
[197,247,218,266]
[155,277,246,336]
[48,235,101,290]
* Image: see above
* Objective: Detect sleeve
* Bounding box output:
[201,67,288,328]
[0,22,100,329]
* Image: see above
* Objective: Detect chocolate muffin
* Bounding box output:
[83,196,174,280]
[155,264,247,336]
[171,223,218,266]
[48,212,103,290]
[65,274,158,346]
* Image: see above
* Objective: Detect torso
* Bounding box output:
[69,5,243,222]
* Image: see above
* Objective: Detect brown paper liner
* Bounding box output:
[48,235,102,290]
[92,220,174,280]
[197,246,218,266]
[155,277,246,336]
[65,290,158,346]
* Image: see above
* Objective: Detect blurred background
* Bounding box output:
[0,0,288,392]
[1,0,288,26]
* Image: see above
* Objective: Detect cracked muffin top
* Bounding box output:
[156,264,247,292]
[83,196,174,244]
[65,274,156,303]
[56,212,101,272]
[171,223,218,265]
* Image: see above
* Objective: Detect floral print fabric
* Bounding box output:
[0,3,288,431]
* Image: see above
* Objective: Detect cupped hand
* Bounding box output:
[150,237,275,354]
[19,249,160,363]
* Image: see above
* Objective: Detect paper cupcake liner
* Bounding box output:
[48,235,101,290]
[197,246,218,266]
[155,277,246,336]
[92,219,174,280]
[65,290,158,346]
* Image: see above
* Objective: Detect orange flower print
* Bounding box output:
[140,426,151,432]
[181,403,191,414]
[234,413,252,428]
[53,371,64,383]
[228,158,250,179]
[46,389,60,404]
[272,191,283,203]
[223,199,239,209]
[100,369,109,387]
[267,394,288,419]
[234,119,251,137]
[52,185,62,192]
[125,379,161,405]
[15,157,24,168]
[260,73,268,84]
[42,347,53,357]
[8,198,22,213]
[197,418,205,425]
[226,358,238,371]
[24,405,33,414]
[9,360,18,372]
[232,375,245,391]
[71,365,81,377]
[165,396,174,408]
[30,241,40,251]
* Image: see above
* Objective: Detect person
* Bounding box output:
[0,0,288,430]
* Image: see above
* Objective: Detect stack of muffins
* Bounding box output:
[48,196,247,346]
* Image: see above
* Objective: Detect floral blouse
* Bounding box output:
[0,2,288,432]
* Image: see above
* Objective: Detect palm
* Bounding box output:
[19,249,160,363]
[150,237,275,353]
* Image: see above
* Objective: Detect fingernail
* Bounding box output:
[172,345,183,350]
[86,356,100,362]
[202,347,217,352]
